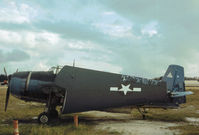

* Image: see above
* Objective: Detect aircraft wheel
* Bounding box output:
[38,112,49,124]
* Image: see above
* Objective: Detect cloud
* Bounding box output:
[0,29,61,49]
[0,29,22,44]
[0,2,37,24]
[98,0,199,76]
[141,21,159,37]
[0,0,199,78]
[0,26,115,74]
[102,11,115,15]
[92,23,137,38]
[0,49,30,63]
[70,60,123,74]
[67,40,95,50]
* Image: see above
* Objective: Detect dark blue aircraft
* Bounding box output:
[3,65,192,124]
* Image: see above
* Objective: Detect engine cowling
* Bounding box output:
[9,71,56,102]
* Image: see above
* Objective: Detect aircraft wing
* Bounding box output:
[54,65,167,114]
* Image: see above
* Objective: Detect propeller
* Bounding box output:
[3,67,8,84]
[5,85,10,112]
[3,67,10,112]
[4,67,7,78]
[73,59,75,67]
[3,67,18,111]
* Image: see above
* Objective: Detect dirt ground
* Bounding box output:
[80,111,180,135]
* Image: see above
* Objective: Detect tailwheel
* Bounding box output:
[38,112,49,124]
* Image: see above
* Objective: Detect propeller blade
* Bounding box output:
[73,59,75,67]
[4,67,7,77]
[5,86,10,112]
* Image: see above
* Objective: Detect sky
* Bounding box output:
[0,0,199,78]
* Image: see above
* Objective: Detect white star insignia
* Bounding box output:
[119,84,132,95]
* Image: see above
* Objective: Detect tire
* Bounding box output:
[38,112,49,124]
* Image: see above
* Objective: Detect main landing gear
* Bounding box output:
[38,109,59,124]
[38,92,59,124]
[137,106,148,120]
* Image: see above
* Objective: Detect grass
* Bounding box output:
[0,87,44,123]
[0,123,117,135]
[170,124,199,135]
[0,87,117,135]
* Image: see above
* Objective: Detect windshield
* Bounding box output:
[49,66,63,74]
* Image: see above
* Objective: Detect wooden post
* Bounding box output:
[74,115,78,127]
[13,120,19,135]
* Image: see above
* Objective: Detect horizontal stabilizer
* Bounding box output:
[171,91,193,98]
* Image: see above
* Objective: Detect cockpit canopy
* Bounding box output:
[48,65,63,75]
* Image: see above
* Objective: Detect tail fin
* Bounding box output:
[162,65,192,104]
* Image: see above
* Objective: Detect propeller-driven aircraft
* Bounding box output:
[2,64,192,124]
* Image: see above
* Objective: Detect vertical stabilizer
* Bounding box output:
[162,65,187,104]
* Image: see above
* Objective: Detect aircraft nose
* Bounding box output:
[9,72,28,97]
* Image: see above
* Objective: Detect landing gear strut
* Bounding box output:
[137,106,147,120]
[38,92,59,124]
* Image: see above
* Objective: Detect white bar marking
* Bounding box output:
[133,88,142,92]
[110,87,118,91]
